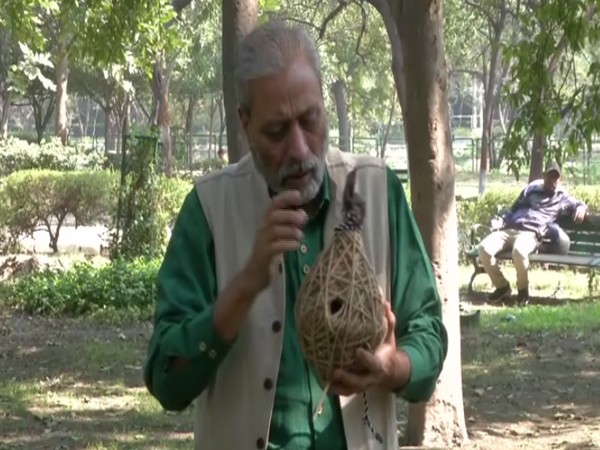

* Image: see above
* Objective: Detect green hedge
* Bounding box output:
[0,137,105,176]
[0,169,192,254]
[2,258,160,319]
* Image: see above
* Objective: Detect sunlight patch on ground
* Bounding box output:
[0,377,161,415]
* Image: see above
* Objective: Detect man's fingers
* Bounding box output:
[355,348,381,372]
[330,368,375,395]
[270,190,303,210]
[329,382,355,397]
[270,240,302,254]
[383,302,396,343]
[270,225,304,241]
[269,209,307,228]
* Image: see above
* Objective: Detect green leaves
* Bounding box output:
[5,257,161,317]
[501,0,600,177]
[3,0,185,92]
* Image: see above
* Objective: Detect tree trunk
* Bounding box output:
[529,130,544,181]
[31,93,55,144]
[218,95,225,153]
[55,43,69,145]
[103,105,116,153]
[151,57,173,176]
[392,0,468,446]
[222,0,258,163]
[208,96,217,157]
[0,90,10,139]
[479,2,507,193]
[381,94,396,160]
[332,79,351,152]
[185,96,195,167]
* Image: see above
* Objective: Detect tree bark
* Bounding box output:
[381,94,396,159]
[332,79,351,152]
[208,96,217,157]
[222,0,258,163]
[150,57,173,176]
[218,95,225,152]
[103,105,117,153]
[185,96,195,166]
[479,40,501,194]
[0,90,10,139]
[55,40,69,145]
[391,0,468,446]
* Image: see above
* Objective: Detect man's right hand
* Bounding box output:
[242,190,308,295]
[573,205,587,223]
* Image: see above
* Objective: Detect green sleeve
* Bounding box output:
[143,188,234,411]
[386,167,449,403]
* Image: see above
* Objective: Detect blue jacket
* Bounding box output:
[502,180,585,237]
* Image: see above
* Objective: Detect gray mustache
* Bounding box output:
[280,160,317,179]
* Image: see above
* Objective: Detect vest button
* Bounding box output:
[263,378,273,390]
[256,437,265,448]
[271,320,281,333]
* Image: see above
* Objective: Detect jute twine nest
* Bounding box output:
[295,168,387,385]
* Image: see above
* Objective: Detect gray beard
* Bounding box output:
[252,140,328,204]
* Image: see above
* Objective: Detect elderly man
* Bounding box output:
[143,20,447,450]
[478,162,587,304]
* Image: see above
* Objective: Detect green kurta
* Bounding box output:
[143,165,448,449]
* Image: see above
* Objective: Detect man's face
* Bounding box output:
[543,170,560,192]
[239,57,328,204]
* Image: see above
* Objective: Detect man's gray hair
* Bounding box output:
[236,20,322,113]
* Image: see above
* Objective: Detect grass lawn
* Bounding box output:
[1,264,599,449]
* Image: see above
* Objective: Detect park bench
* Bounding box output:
[465,213,600,294]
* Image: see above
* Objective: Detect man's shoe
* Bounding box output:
[488,285,511,302]
[517,288,529,306]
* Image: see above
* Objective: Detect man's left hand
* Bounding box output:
[573,205,587,223]
[329,302,409,396]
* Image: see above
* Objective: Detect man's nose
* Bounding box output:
[286,123,310,160]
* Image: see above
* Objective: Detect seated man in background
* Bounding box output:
[478,162,587,304]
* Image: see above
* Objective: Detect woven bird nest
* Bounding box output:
[295,168,387,386]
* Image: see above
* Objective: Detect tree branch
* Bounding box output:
[364,0,406,109]
[317,0,350,41]
[268,1,351,43]
[354,1,368,65]
[465,0,496,26]
[172,0,194,12]
[449,68,484,82]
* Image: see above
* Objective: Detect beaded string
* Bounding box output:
[332,169,382,444]
[362,391,383,444]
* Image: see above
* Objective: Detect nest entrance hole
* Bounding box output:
[330,297,344,315]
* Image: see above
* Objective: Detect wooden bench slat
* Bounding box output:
[570,232,600,244]
[530,253,600,267]
[570,243,600,254]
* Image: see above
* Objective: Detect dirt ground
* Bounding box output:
[0,309,598,450]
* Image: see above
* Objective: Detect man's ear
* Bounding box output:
[238,107,250,134]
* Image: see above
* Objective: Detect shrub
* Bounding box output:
[0,170,117,253]
[0,137,105,176]
[159,176,193,227]
[0,169,192,255]
[2,257,160,319]
[109,134,193,260]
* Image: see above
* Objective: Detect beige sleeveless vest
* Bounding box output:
[193,147,395,450]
